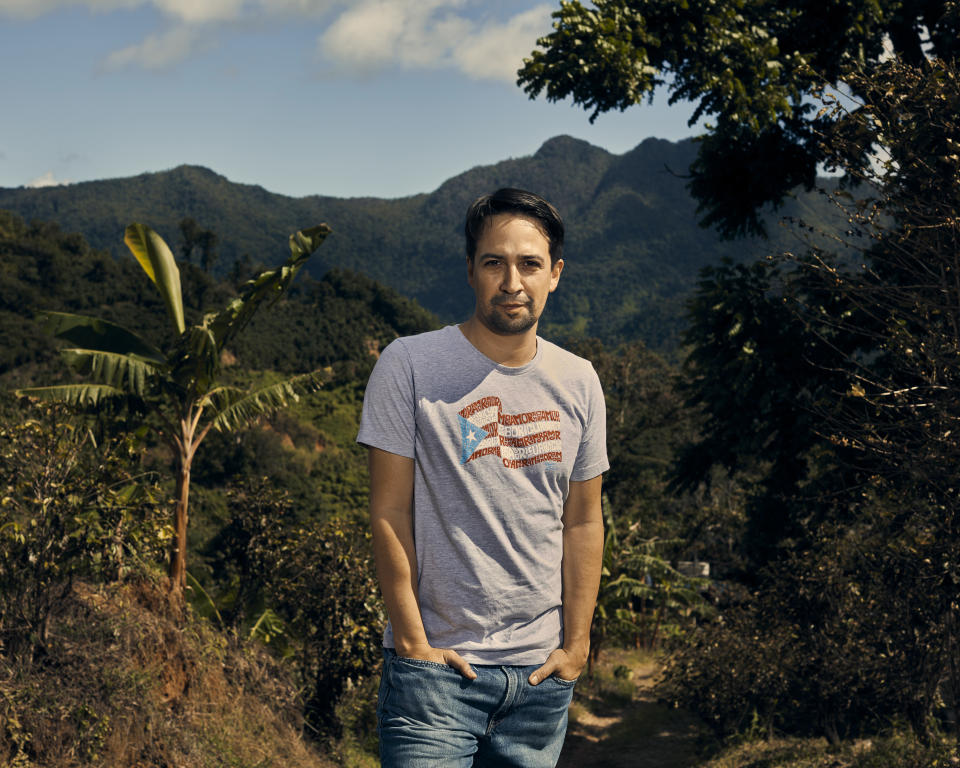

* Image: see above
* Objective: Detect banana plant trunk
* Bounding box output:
[170,459,191,595]
[169,410,204,598]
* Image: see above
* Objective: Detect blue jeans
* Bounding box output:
[377,649,577,767]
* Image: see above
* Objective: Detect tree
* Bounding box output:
[785,58,960,736]
[590,500,708,674]
[0,400,168,661]
[798,58,960,489]
[518,0,960,237]
[675,256,875,568]
[16,222,331,598]
[179,217,219,273]
[668,57,960,742]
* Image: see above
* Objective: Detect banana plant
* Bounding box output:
[17,222,331,597]
[589,499,709,672]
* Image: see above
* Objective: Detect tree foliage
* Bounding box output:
[0,132,831,352]
[518,0,960,237]
[0,400,168,662]
[669,56,960,742]
[676,257,873,567]
[201,477,383,737]
[591,500,710,674]
[16,223,331,597]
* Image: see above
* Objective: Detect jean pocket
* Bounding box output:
[393,655,458,673]
[549,674,579,687]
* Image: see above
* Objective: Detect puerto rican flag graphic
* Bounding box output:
[457,396,562,469]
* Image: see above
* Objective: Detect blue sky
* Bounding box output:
[1,0,702,198]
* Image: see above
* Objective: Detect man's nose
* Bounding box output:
[500,264,522,293]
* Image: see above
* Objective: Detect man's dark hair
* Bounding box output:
[464,188,564,264]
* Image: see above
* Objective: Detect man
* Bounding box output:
[357,188,607,767]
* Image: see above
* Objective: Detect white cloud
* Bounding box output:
[319,1,552,82]
[26,171,72,188]
[879,34,895,63]
[0,0,336,21]
[321,0,466,70]
[95,1,339,70]
[152,0,246,23]
[0,0,139,19]
[454,5,552,82]
[103,24,205,69]
[0,0,550,77]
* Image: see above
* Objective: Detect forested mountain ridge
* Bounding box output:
[0,135,832,350]
[0,210,437,383]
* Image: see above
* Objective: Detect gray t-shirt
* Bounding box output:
[357,324,608,665]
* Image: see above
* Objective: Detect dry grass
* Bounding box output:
[557,646,716,768]
[555,647,958,768]
[0,577,337,768]
[699,734,960,768]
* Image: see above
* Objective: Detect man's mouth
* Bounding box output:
[493,298,531,311]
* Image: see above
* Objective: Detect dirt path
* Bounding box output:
[556,651,710,768]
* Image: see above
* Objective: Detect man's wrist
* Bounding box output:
[562,641,590,666]
[395,640,433,657]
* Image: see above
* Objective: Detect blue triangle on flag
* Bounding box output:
[458,415,489,464]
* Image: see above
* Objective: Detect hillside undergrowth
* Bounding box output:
[0,576,335,768]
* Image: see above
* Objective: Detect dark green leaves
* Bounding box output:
[39,311,164,363]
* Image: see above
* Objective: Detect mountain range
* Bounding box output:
[0,135,833,352]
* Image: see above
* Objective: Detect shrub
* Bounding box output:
[271,514,385,738]
[202,478,384,740]
[0,401,168,661]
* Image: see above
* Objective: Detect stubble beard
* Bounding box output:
[481,300,539,335]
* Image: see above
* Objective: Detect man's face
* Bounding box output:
[467,214,564,335]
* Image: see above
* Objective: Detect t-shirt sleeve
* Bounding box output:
[570,365,609,482]
[356,339,416,459]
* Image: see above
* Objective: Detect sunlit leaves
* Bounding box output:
[519,0,957,235]
[204,224,331,353]
[17,221,331,596]
[59,349,162,395]
[209,372,325,433]
[124,223,186,335]
[16,383,130,407]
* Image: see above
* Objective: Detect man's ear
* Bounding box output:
[549,259,564,292]
[466,256,475,286]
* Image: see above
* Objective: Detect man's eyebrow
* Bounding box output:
[479,252,545,260]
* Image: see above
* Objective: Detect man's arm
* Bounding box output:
[529,474,604,685]
[368,446,476,678]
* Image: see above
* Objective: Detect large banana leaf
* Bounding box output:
[208,372,324,432]
[199,385,248,412]
[204,224,330,350]
[40,311,165,362]
[124,223,186,335]
[169,325,220,395]
[16,383,130,407]
[60,348,162,396]
[603,573,650,600]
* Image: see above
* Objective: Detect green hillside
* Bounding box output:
[0,210,436,383]
[0,136,835,353]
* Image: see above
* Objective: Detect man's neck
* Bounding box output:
[459,316,538,367]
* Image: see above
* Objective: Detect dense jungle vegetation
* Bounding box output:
[0,204,725,765]
[523,0,960,761]
[5,12,960,761]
